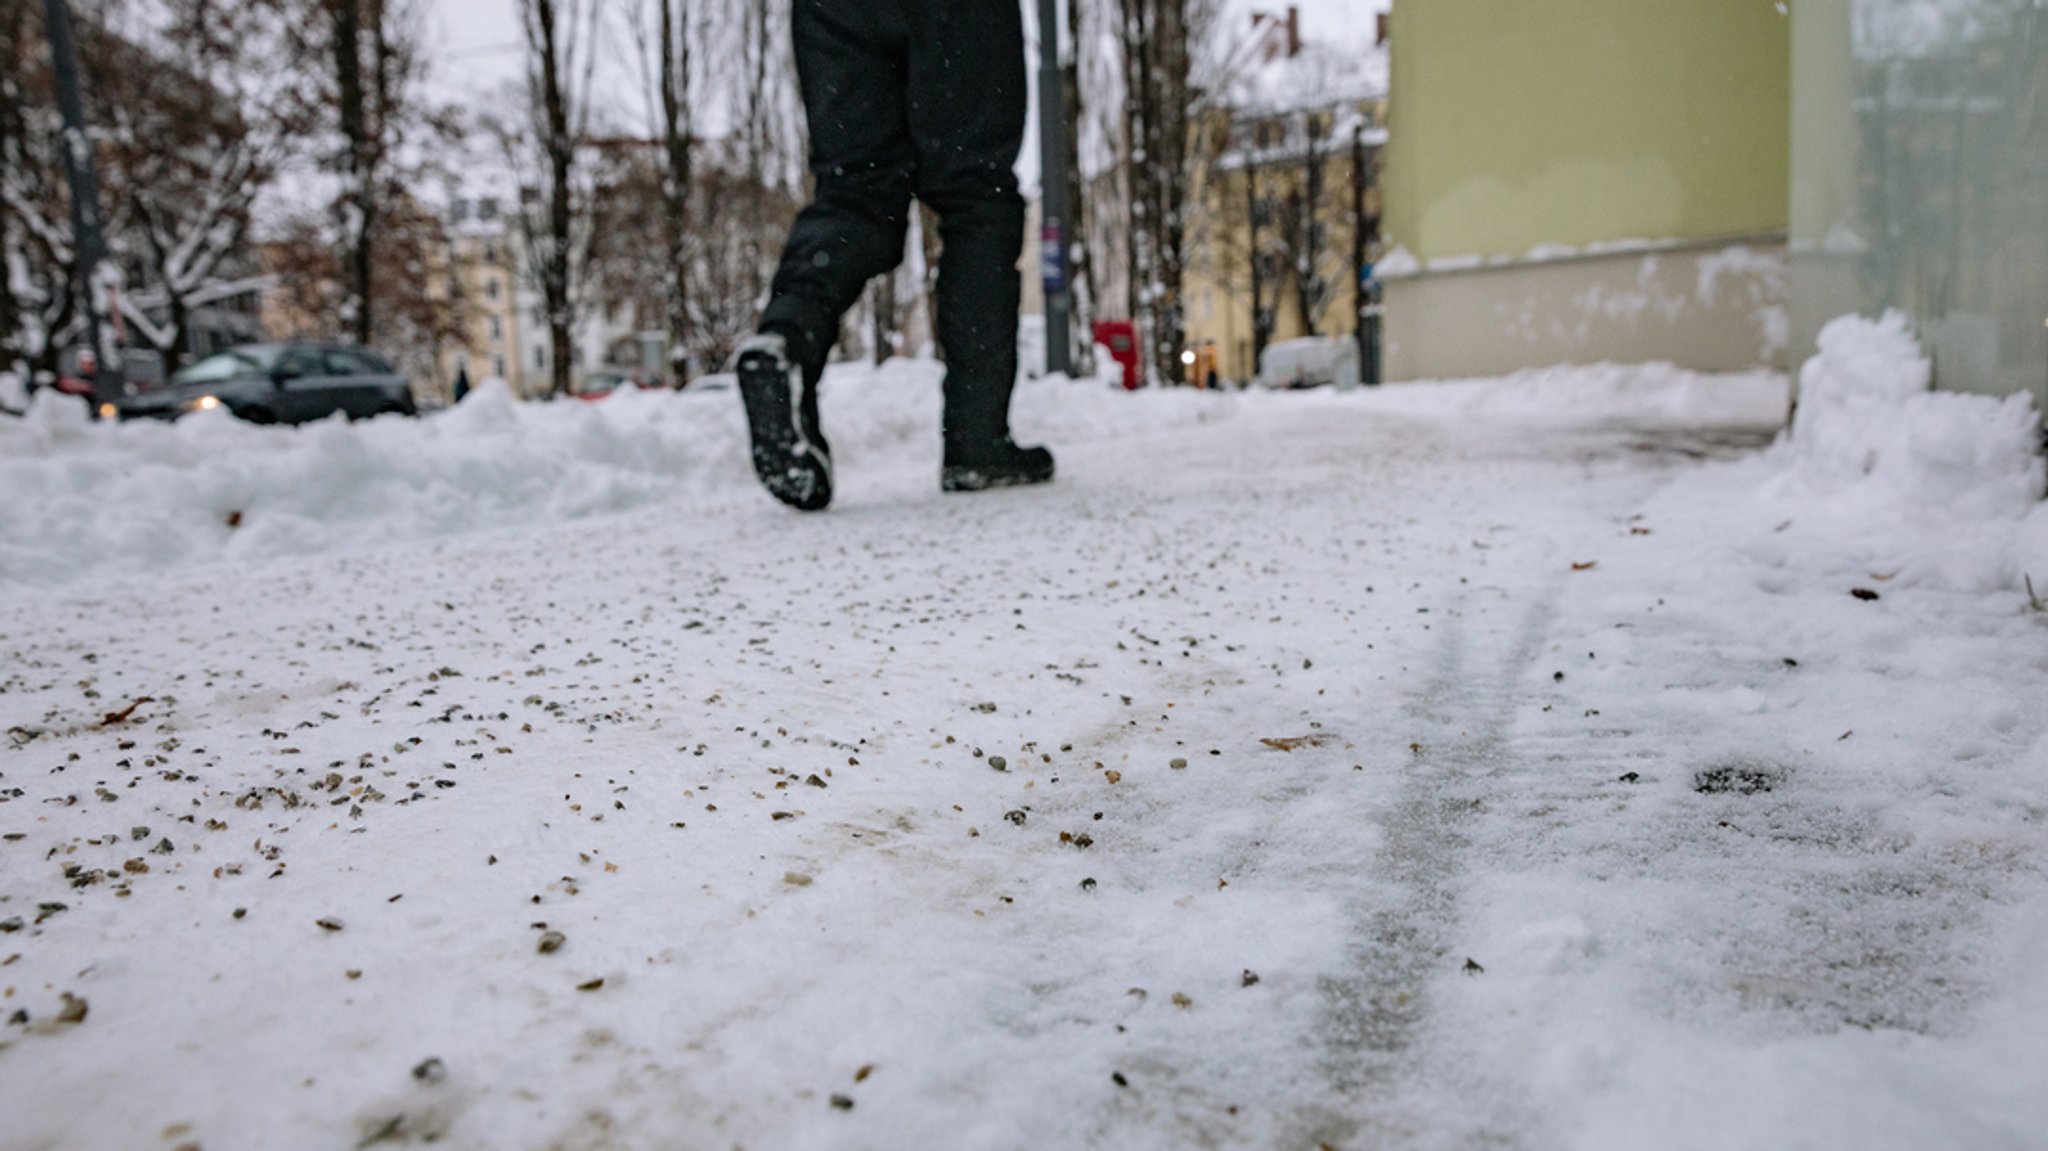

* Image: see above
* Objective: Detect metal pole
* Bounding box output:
[1035,0,1073,377]
[42,0,124,413]
[1353,122,1382,386]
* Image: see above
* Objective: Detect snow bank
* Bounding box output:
[0,363,1231,586]
[0,369,25,415]
[1763,311,2046,593]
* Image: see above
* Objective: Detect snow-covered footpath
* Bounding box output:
[3,319,2046,1150]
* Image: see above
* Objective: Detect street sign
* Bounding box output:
[1041,219,1067,295]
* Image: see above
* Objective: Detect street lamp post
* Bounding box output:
[1352,122,1382,386]
[1035,0,1073,377]
[42,0,125,413]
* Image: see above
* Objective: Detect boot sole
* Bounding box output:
[941,464,1055,493]
[738,352,832,511]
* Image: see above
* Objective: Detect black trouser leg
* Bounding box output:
[906,0,1028,454]
[760,1,916,380]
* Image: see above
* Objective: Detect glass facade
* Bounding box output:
[1791,0,2048,406]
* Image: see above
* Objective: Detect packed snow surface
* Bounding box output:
[2,349,2045,1150]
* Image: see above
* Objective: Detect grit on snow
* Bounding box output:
[3,324,2047,1151]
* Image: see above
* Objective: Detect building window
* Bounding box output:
[493,355,506,378]
[488,316,503,342]
[486,277,500,301]
[534,347,544,369]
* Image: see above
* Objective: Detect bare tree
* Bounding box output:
[286,0,456,353]
[0,0,115,378]
[1061,0,1096,374]
[0,0,30,377]
[739,0,772,310]
[656,0,693,378]
[624,0,697,381]
[513,0,606,397]
[685,137,801,368]
[97,0,317,372]
[1270,109,1345,335]
[325,0,381,345]
[1113,0,1211,385]
[263,192,465,375]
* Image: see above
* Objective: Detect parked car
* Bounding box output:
[571,370,664,401]
[1256,336,1360,391]
[115,343,416,424]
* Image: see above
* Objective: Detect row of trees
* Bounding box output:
[0,0,811,394]
[503,0,808,393]
[0,0,464,381]
[2,0,1361,396]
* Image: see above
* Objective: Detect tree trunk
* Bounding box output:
[331,0,375,346]
[1153,0,1189,389]
[1249,158,1268,377]
[1118,0,1193,387]
[1299,111,1327,334]
[870,279,894,365]
[742,0,769,312]
[0,0,23,373]
[1062,0,1094,375]
[918,202,941,360]
[658,0,692,382]
[1118,0,1151,369]
[528,0,575,398]
[165,290,192,375]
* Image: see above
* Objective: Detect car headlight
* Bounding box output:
[98,402,118,420]
[182,395,222,413]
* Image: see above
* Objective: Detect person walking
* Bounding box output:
[735,0,1054,512]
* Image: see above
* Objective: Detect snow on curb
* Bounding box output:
[0,369,26,416]
[1370,361,1791,429]
[0,365,1233,586]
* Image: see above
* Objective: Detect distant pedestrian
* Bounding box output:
[453,365,471,404]
[733,0,1054,511]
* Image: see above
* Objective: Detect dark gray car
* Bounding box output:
[117,343,417,425]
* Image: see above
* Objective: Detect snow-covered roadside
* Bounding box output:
[1424,318,2048,1148]
[0,363,1233,585]
[2,348,2045,1150]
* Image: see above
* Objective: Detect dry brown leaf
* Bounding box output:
[1260,734,1332,752]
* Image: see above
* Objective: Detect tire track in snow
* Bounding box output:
[1294,582,1562,1150]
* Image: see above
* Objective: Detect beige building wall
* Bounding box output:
[1382,1,1793,380]
[1183,98,1388,384]
[1383,240,1788,381]
[436,232,526,400]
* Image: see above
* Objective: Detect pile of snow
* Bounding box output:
[1763,311,2048,593]
[0,368,25,415]
[0,363,1231,585]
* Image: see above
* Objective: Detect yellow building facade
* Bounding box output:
[1380,1,1794,380]
[1183,95,1388,385]
[434,207,530,401]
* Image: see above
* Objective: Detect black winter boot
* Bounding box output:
[941,437,1055,493]
[736,332,833,511]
